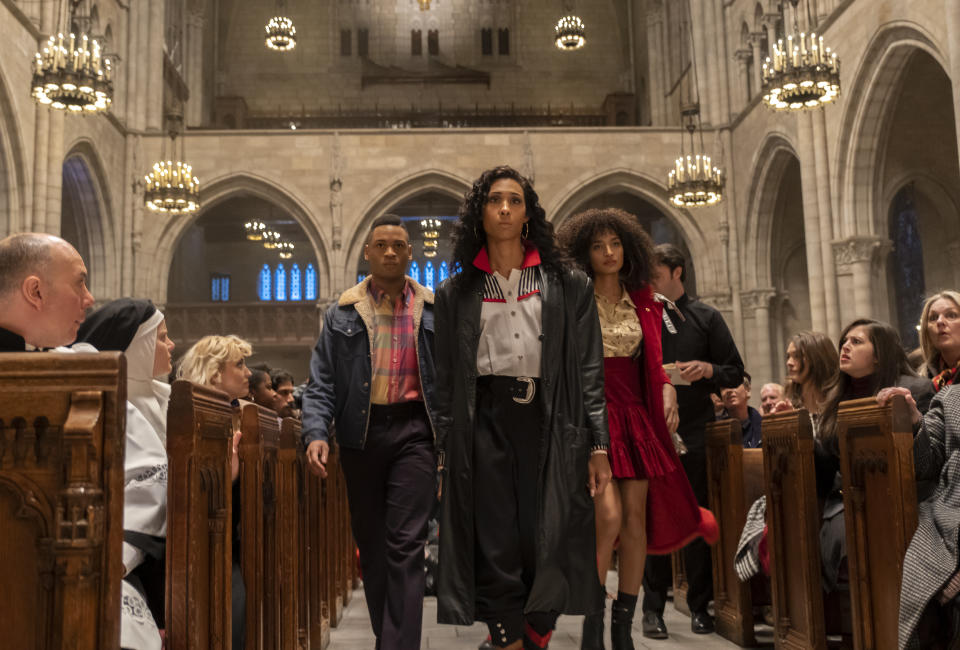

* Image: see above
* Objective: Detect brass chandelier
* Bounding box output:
[245,220,266,240]
[420,218,441,258]
[32,1,113,113]
[265,0,296,51]
[144,109,200,214]
[761,0,840,110]
[555,15,586,51]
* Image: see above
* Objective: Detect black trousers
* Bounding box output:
[642,449,713,616]
[474,377,558,646]
[339,402,436,650]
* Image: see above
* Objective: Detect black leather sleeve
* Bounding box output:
[570,271,609,448]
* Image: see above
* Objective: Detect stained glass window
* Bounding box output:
[211,276,220,301]
[358,273,366,284]
[439,261,449,283]
[275,264,287,301]
[409,260,420,284]
[424,261,435,291]
[305,264,317,300]
[889,186,925,349]
[290,264,302,301]
[258,265,271,301]
[221,276,230,301]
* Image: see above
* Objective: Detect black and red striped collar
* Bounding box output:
[471,243,541,274]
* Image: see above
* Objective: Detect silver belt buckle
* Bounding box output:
[513,376,536,404]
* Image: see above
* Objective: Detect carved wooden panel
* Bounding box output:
[837,395,918,650]
[325,442,344,626]
[277,418,301,650]
[305,447,331,649]
[0,352,125,650]
[762,409,827,650]
[166,380,234,650]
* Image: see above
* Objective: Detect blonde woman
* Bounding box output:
[918,291,960,392]
[176,333,252,650]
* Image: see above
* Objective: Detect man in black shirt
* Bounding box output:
[641,244,745,638]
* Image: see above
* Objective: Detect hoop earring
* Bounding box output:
[521,223,529,239]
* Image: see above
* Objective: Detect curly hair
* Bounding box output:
[177,334,253,387]
[450,166,569,283]
[556,208,655,292]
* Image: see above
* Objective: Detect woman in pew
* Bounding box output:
[178,334,252,650]
[76,299,175,650]
[773,330,839,425]
[918,291,960,392]
[877,384,960,648]
[557,208,717,650]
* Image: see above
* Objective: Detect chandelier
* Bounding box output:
[418,0,430,9]
[245,220,266,240]
[761,0,840,110]
[277,241,295,259]
[555,15,585,51]
[32,3,114,113]
[144,110,200,214]
[666,105,724,208]
[265,16,296,51]
[420,218,441,258]
[263,230,282,249]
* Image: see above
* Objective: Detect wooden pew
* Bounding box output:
[0,352,126,650]
[706,417,768,646]
[166,380,235,650]
[291,419,311,650]
[325,441,346,627]
[305,457,331,649]
[837,395,918,650]
[762,408,826,650]
[238,403,280,650]
[277,417,303,650]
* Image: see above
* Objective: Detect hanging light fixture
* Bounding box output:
[265,0,296,51]
[32,1,113,112]
[761,0,840,111]
[277,241,295,259]
[245,220,266,240]
[555,15,586,51]
[421,218,441,258]
[262,230,282,249]
[417,0,431,10]
[144,108,200,214]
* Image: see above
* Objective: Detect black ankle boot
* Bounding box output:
[610,599,636,650]
[581,609,605,650]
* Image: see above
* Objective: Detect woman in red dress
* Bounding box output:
[558,208,717,650]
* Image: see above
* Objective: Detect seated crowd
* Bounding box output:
[2,223,960,650]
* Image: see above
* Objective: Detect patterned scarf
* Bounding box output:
[932,360,960,393]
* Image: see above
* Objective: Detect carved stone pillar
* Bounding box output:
[812,109,840,338]
[833,237,892,321]
[45,109,64,235]
[749,33,765,99]
[948,1,960,176]
[797,112,826,333]
[763,14,780,48]
[735,49,752,106]
[186,10,206,127]
[646,6,667,126]
[741,288,778,383]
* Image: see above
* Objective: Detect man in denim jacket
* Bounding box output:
[303,214,438,650]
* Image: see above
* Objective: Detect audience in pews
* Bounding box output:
[721,372,762,449]
[557,208,717,650]
[177,334,253,650]
[0,232,95,351]
[248,364,281,411]
[76,298,174,650]
[640,243,743,639]
[774,330,838,423]
[918,291,960,390]
[270,367,298,418]
[759,382,784,415]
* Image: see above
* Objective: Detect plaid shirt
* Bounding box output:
[368,279,423,405]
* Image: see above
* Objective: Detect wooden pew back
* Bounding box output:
[305,455,331,648]
[277,418,302,650]
[166,380,234,650]
[0,352,126,650]
[762,408,826,650]
[837,395,918,650]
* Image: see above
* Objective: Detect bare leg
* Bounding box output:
[593,477,622,584]
[617,479,650,594]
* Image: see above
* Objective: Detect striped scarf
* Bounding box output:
[933,361,960,393]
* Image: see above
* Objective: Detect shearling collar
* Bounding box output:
[338,275,434,307]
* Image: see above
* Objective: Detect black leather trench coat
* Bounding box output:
[433,265,609,625]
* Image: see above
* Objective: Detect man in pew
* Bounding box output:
[0,232,95,351]
[303,215,439,650]
[642,243,745,638]
[271,368,298,418]
[760,382,784,415]
[721,372,763,449]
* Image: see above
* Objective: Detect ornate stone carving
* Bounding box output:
[832,237,892,268]
[740,288,777,311]
[330,132,344,250]
[734,48,753,64]
[700,292,733,311]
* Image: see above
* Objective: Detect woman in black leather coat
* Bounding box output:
[434,166,612,650]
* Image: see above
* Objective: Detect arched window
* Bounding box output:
[409,260,420,284]
[290,263,302,301]
[889,186,925,349]
[259,264,272,301]
[275,264,287,301]
[424,261,435,291]
[439,260,449,283]
[305,264,317,300]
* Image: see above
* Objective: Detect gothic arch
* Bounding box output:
[345,168,471,281]
[0,59,28,236]
[548,168,715,288]
[152,172,332,304]
[62,140,118,299]
[834,22,950,240]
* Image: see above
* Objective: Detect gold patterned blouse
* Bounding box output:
[595,289,643,358]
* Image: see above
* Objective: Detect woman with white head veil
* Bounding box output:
[78,298,175,650]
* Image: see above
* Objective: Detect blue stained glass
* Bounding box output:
[439,261,449,282]
[425,261,435,291]
[305,264,317,300]
[291,264,302,301]
[211,276,220,301]
[453,261,462,275]
[408,260,420,284]
[258,265,271,301]
[221,277,230,301]
[276,264,287,301]
[358,273,366,284]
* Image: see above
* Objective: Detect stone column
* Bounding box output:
[735,49,752,106]
[947,1,960,174]
[741,288,777,384]
[690,0,709,120]
[646,7,667,126]
[749,32,765,99]
[763,14,779,49]
[135,0,150,130]
[32,107,49,231]
[711,0,730,124]
[185,11,206,127]
[797,112,827,333]
[812,109,840,339]
[948,241,960,289]
[833,237,891,320]
[146,0,164,130]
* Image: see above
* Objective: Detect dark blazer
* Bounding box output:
[433,265,607,624]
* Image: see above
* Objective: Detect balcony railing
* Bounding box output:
[244,107,607,130]
[164,302,328,348]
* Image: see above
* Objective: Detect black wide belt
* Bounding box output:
[476,375,541,404]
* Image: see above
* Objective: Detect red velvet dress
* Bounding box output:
[605,287,718,554]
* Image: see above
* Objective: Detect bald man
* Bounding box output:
[0,233,95,351]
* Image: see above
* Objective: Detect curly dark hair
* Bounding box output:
[450,166,569,283]
[556,208,656,292]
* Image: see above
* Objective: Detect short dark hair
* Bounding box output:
[0,233,57,297]
[654,243,686,283]
[367,214,409,244]
[270,368,295,389]
[249,366,271,391]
